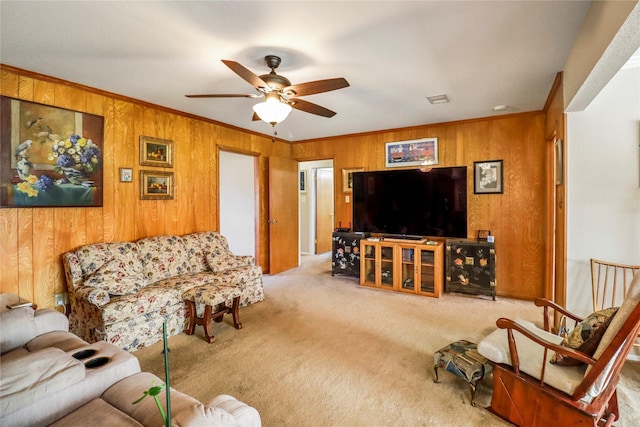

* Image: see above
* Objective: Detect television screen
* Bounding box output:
[352,167,467,238]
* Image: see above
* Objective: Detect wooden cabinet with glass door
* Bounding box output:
[360,239,443,298]
[360,241,396,291]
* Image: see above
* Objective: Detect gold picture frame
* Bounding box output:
[140,136,173,168]
[342,168,364,193]
[140,170,174,200]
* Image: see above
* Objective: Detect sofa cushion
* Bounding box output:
[206,253,253,273]
[84,256,148,296]
[180,232,210,273]
[0,307,36,354]
[102,372,237,427]
[100,286,182,326]
[75,242,141,278]
[0,347,85,416]
[49,398,144,427]
[152,271,225,295]
[137,235,190,284]
[550,307,618,366]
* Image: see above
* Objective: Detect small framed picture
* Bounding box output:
[140,136,174,168]
[474,160,504,194]
[119,168,133,183]
[342,168,364,193]
[477,230,491,241]
[299,170,307,193]
[140,170,174,200]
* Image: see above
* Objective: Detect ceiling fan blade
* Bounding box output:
[185,93,261,98]
[288,98,337,118]
[283,78,349,97]
[221,59,270,90]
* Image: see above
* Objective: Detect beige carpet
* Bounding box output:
[135,253,640,426]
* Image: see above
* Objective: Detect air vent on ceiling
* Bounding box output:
[426,94,450,104]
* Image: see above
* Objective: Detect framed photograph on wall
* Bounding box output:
[140,170,174,200]
[385,137,438,168]
[474,160,504,194]
[299,170,307,193]
[342,168,364,193]
[140,136,173,168]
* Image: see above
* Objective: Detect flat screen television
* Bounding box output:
[352,167,467,238]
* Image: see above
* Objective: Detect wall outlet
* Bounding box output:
[54,292,69,307]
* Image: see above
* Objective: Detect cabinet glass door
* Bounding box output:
[361,243,377,286]
[400,247,416,292]
[379,244,395,289]
[419,249,435,294]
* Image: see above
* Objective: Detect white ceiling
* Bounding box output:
[0,1,593,142]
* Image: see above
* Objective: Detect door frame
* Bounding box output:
[217,146,261,265]
[297,159,334,256]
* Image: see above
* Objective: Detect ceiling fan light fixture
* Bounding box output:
[253,94,292,126]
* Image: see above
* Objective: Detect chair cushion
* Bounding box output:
[550,307,618,366]
[84,256,148,296]
[477,320,586,396]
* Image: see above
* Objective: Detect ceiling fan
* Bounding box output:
[186,55,350,127]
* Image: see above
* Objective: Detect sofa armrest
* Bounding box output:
[62,252,84,290]
[208,394,261,427]
[34,309,69,335]
[74,286,111,308]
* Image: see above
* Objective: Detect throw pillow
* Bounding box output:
[206,252,249,273]
[550,307,618,366]
[84,256,147,296]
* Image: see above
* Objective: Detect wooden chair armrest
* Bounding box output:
[495,318,596,375]
[534,298,584,332]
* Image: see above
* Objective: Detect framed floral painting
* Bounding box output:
[0,96,104,208]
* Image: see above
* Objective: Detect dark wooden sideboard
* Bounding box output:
[445,239,496,300]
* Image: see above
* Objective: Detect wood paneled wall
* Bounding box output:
[293,112,548,299]
[0,64,550,306]
[0,66,290,308]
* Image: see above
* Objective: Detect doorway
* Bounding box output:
[299,160,334,256]
[219,150,257,257]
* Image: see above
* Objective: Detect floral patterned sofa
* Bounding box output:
[62,231,264,351]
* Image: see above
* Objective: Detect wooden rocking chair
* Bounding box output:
[478,272,640,426]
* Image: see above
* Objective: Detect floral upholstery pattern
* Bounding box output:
[84,255,148,296]
[183,284,242,305]
[207,253,254,273]
[63,231,264,351]
[137,235,191,284]
[74,242,141,278]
